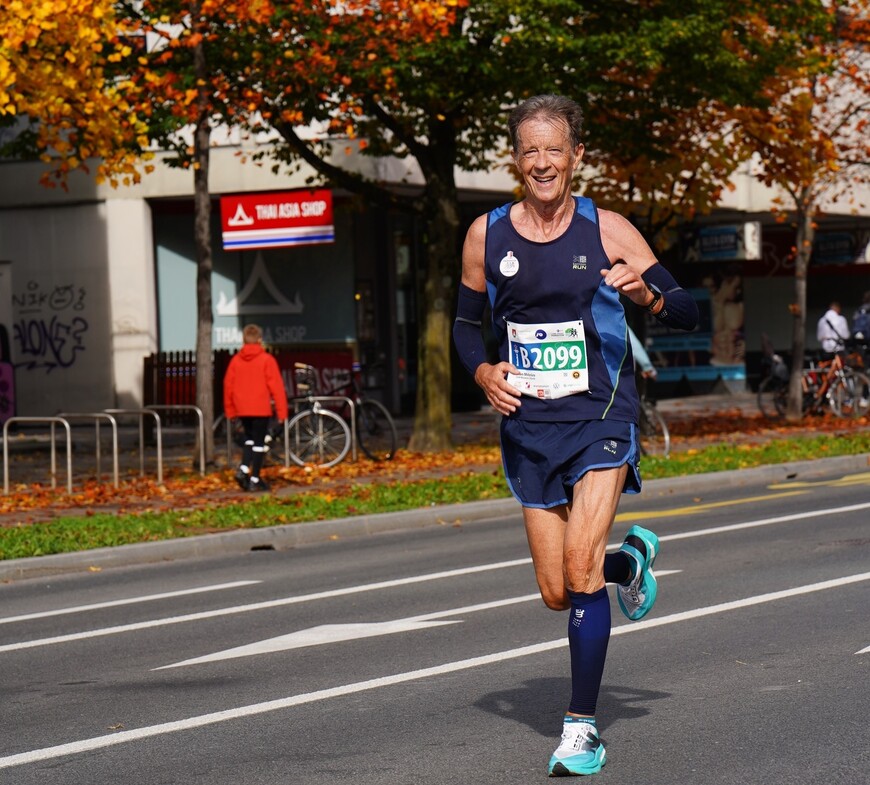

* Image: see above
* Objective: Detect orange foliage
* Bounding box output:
[0,0,151,188]
[728,0,870,213]
[0,0,466,186]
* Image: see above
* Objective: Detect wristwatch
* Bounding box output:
[645,287,662,313]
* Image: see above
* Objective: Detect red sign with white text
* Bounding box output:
[220,189,334,251]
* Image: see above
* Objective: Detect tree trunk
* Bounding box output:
[786,195,815,421]
[407,170,460,452]
[193,35,216,465]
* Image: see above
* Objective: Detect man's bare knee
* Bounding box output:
[538,584,570,611]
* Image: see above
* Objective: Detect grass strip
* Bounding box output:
[1,431,868,561]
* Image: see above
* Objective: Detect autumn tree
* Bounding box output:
[108,0,283,465]
[577,4,833,250]
[109,0,464,462]
[728,0,870,419]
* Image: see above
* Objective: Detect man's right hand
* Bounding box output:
[474,361,522,415]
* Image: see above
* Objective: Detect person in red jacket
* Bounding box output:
[223,324,289,491]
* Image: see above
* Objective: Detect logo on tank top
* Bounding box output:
[500,251,519,277]
[572,255,587,270]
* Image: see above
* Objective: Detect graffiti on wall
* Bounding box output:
[12,280,89,372]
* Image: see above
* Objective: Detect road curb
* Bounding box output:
[1,453,867,582]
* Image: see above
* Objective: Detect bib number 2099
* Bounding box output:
[512,342,584,371]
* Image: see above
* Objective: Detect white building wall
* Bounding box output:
[106,198,158,408]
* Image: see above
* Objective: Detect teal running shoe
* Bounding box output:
[548,717,606,776]
[616,525,659,621]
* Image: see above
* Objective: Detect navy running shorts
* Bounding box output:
[500,418,641,508]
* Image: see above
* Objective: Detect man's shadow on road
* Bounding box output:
[474,677,670,737]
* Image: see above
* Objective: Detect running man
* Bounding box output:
[452,94,698,776]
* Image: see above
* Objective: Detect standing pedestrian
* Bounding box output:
[223,324,289,492]
[816,301,849,359]
[453,94,698,776]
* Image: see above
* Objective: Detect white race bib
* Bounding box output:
[505,319,589,399]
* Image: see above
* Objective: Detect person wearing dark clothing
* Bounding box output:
[453,94,698,776]
[223,324,289,491]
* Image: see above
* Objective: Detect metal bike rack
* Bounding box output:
[209,414,234,461]
[57,412,120,488]
[285,395,357,466]
[3,416,73,494]
[104,408,163,484]
[144,404,205,475]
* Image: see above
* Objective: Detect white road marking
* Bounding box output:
[856,645,870,655]
[1,571,866,771]
[0,582,262,625]
[154,621,460,669]
[655,501,870,543]
[155,574,682,670]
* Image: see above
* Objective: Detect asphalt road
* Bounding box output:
[1,465,868,785]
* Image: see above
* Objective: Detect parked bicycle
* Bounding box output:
[757,348,870,420]
[636,374,670,458]
[286,362,398,468]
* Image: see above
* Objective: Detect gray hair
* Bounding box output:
[508,95,584,151]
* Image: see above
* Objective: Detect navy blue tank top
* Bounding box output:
[484,197,638,423]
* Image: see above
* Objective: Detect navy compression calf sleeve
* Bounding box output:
[453,283,488,377]
[642,264,699,331]
[567,587,612,715]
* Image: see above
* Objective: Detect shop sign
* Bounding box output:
[811,231,859,265]
[689,222,761,261]
[220,189,334,250]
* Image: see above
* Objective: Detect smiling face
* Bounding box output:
[513,116,584,207]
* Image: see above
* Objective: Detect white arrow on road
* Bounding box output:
[154,620,459,670]
[155,571,682,671]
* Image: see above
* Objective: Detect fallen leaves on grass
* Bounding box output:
[0,444,503,521]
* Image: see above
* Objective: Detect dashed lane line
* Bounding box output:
[0,582,261,625]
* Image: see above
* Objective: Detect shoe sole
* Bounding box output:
[548,749,606,776]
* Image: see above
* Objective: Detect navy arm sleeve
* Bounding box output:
[452,283,488,377]
[641,265,699,331]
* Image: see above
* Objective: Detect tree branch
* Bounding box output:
[275,123,422,214]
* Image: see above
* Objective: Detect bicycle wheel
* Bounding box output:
[828,371,870,418]
[355,399,398,461]
[286,408,351,468]
[638,400,670,458]
[757,376,788,420]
